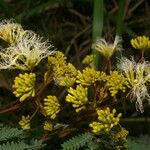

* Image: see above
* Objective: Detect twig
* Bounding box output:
[128,0,145,16]
[67,8,90,25]
[65,25,91,55]
[0,102,22,114]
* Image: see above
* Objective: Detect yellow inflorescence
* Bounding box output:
[106,71,129,96]
[43,121,53,131]
[19,115,30,130]
[89,108,122,133]
[66,84,88,112]
[76,67,106,86]
[48,51,67,78]
[13,73,36,102]
[113,128,128,150]
[131,36,150,50]
[48,51,77,86]
[43,95,60,119]
[59,63,77,86]
[113,128,128,142]
[82,55,95,67]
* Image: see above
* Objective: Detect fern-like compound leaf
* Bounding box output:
[61,132,93,150]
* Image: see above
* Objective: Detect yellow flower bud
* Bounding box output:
[106,71,129,96]
[43,95,60,119]
[19,115,30,130]
[131,36,150,50]
[13,73,36,102]
[43,121,53,131]
[76,67,106,86]
[48,51,77,86]
[66,84,88,112]
[89,108,122,133]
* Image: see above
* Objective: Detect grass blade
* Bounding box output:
[92,0,104,69]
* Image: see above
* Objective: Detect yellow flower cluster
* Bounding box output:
[113,128,128,142]
[13,73,36,102]
[19,115,30,130]
[66,84,88,112]
[76,67,106,86]
[48,51,77,86]
[0,19,25,44]
[59,63,77,86]
[106,71,129,96]
[113,128,128,150]
[43,95,60,119]
[89,108,122,133]
[131,36,150,50]
[43,121,53,131]
[82,55,95,67]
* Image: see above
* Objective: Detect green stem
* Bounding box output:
[115,0,126,59]
[92,0,104,69]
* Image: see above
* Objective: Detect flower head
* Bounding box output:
[89,108,122,133]
[48,51,77,86]
[43,95,60,119]
[76,67,106,86]
[0,19,25,44]
[66,84,88,112]
[82,54,95,67]
[13,73,36,102]
[131,36,150,50]
[106,71,129,96]
[113,128,128,150]
[19,115,30,130]
[43,121,53,131]
[93,36,122,59]
[0,31,54,70]
[118,57,150,112]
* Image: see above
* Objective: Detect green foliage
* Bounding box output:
[0,124,23,141]
[0,124,45,150]
[92,0,104,69]
[61,132,94,150]
[0,140,44,150]
[85,140,99,150]
[127,135,150,150]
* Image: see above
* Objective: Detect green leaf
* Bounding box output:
[92,0,104,69]
[61,132,93,150]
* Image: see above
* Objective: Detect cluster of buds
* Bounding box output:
[13,73,36,102]
[43,95,60,119]
[43,121,54,131]
[82,54,95,67]
[76,67,106,86]
[89,108,122,133]
[48,51,77,86]
[131,36,150,50]
[113,128,128,150]
[66,84,88,112]
[106,71,129,96]
[19,115,30,130]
